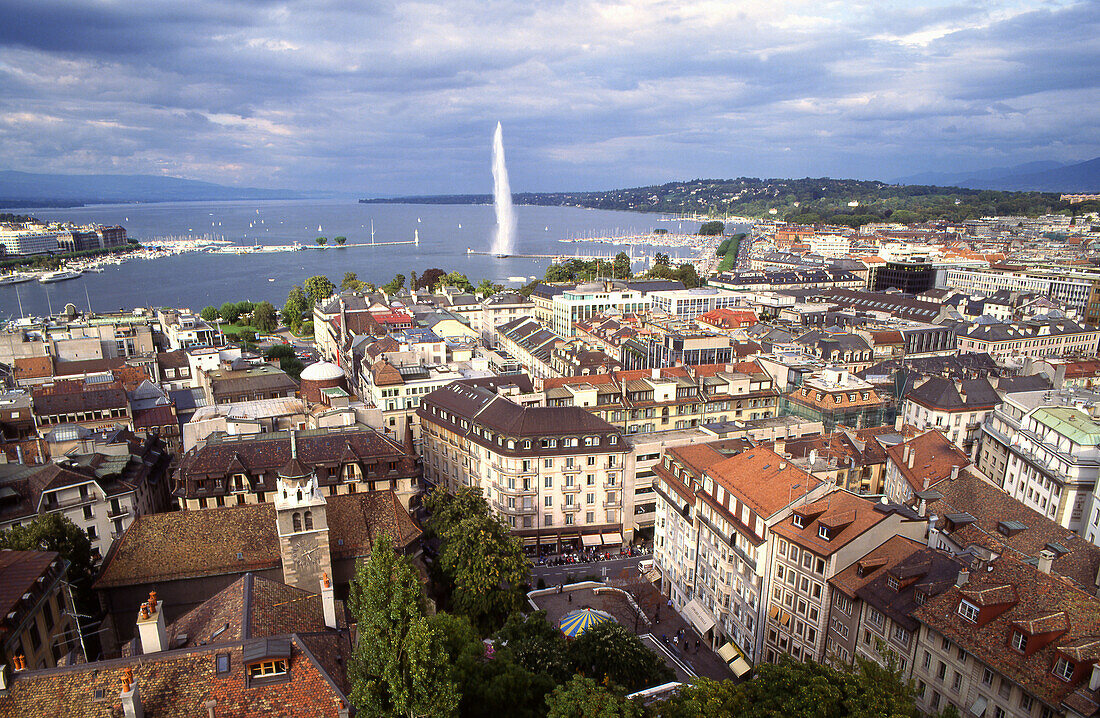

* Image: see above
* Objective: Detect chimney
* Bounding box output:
[321,572,337,629]
[205,700,217,718]
[774,438,786,457]
[1090,664,1100,692]
[1037,549,1055,575]
[950,465,960,481]
[956,568,969,587]
[650,367,661,380]
[136,591,167,654]
[902,445,911,463]
[120,668,144,718]
[918,497,927,518]
[12,654,26,672]
[0,662,8,692]
[894,414,903,431]
[908,449,915,470]
[926,514,939,547]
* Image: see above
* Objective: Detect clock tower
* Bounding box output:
[275,432,333,590]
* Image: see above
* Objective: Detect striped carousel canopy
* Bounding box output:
[559,608,615,637]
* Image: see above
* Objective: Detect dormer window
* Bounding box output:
[914,591,925,606]
[1010,630,1027,653]
[957,599,979,624]
[886,575,899,591]
[1053,657,1074,682]
[818,525,831,541]
[248,659,288,680]
[792,514,805,529]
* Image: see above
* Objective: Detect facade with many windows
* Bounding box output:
[418,382,631,550]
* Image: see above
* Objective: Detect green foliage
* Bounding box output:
[279,355,305,381]
[219,301,241,324]
[237,329,256,344]
[613,251,632,279]
[252,301,278,332]
[657,655,920,718]
[675,263,700,289]
[342,271,366,292]
[417,268,446,291]
[348,535,459,718]
[316,236,328,246]
[235,300,254,317]
[567,621,674,692]
[654,252,671,266]
[425,486,530,634]
[265,344,296,361]
[715,238,732,256]
[382,273,406,294]
[545,676,643,718]
[0,514,97,616]
[494,611,572,683]
[200,305,219,322]
[698,220,725,235]
[477,278,503,296]
[282,285,308,329]
[334,236,347,245]
[652,228,668,235]
[298,320,314,337]
[304,275,336,304]
[441,271,475,293]
[0,242,139,271]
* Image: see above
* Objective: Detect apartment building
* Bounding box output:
[0,551,80,670]
[156,309,219,350]
[825,536,964,675]
[542,363,779,436]
[940,266,1097,315]
[912,557,1100,718]
[992,403,1100,535]
[955,320,1100,360]
[648,287,742,319]
[781,367,888,432]
[902,376,1001,456]
[653,444,828,672]
[762,490,926,665]
[418,382,631,550]
[552,281,653,337]
[496,316,563,379]
[476,291,537,346]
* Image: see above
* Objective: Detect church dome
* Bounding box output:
[300,361,345,382]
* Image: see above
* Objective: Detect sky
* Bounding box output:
[0,0,1097,195]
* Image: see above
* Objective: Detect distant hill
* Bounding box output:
[0,170,309,207]
[894,157,1100,193]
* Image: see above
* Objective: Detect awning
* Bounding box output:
[522,537,538,546]
[969,697,988,716]
[582,534,602,547]
[540,536,558,545]
[718,642,753,677]
[778,610,792,628]
[730,656,752,677]
[681,598,717,635]
[601,532,623,545]
[718,643,739,663]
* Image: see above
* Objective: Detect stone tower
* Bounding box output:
[275,432,333,590]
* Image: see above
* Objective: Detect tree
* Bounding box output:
[425,486,530,633]
[476,279,502,297]
[334,236,347,246]
[545,676,643,718]
[417,268,446,291]
[676,263,700,289]
[342,272,366,292]
[266,344,296,361]
[304,275,336,305]
[316,236,328,246]
[654,677,740,718]
[237,329,256,344]
[252,301,278,332]
[612,252,632,279]
[567,621,674,692]
[442,271,474,293]
[493,611,572,682]
[282,285,309,329]
[200,306,219,322]
[348,536,459,718]
[219,301,241,324]
[0,514,97,616]
[698,220,725,236]
[654,252,671,266]
[382,273,406,295]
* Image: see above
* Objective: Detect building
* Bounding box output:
[940,266,1098,316]
[0,431,172,560]
[652,444,827,672]
[808,234,852,259]
[418,382,631,550]
[156,309,220,350]
[496,316,563,379]
[648,287,742,319]
[826,536,964,674]
[0,226,62,255]
[762,490,927,664]
[883,429,971,505]
[182,397,310,451]
[791,330,874,372]
[771,426,916,496]
[912,556,1100,718]
[0,550,80,670]
[697,307,759,332]
[31,377,132,432]
[872,259,935,294]
[551,281,653,337]
[198,362,299,405]
[173,426,420,510]
[477,291,537,346]
[781,367,888,432]
[902,376,1001,456]
[542,363,780,436]
[955,319,1100,360]
[709,269,864,293]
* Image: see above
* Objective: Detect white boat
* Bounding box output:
[39,270,82,284]
[0,272,35,285]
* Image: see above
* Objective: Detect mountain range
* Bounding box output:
[0,170,309,207]
[893,157,1100,192]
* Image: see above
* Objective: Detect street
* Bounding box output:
[531,554,644,586]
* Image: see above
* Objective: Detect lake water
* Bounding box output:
[0,200,707,318]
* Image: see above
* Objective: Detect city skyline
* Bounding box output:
[0,0,1097,195]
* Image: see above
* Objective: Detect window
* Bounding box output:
[792,514,805,528]
[868,608,885,629]
[248,660,287,679]
[87,526,97,540]
[545,496,553,507]
[1010,631,1027,653]
[922,651,931,670]
[544,476,553,488]
[957,599,979,623]
[952,673,962,692]
[937,662,947,681]
[303,511,313,530]
[216,654,231,674]
[1053,657,1074,682]
[292,512,303,532]
[982,668,994,686]
[893,626,910,645]
[818,525,831,540]
[544,459,553,469]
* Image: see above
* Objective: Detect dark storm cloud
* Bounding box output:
[0,0,1095,192]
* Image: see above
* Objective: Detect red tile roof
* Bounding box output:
[706,447,821,517]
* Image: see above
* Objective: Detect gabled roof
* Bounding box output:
[885,429,970,493]
[906,376,1000,411]
[705,447,821,518]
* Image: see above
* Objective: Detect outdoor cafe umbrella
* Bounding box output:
[559,608,614,637]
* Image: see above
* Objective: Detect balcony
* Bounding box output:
[561,503,581,513]
[561,484,581,493]
[106,505,131,520]
[603,500,621,509]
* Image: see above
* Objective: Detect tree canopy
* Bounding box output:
[200,305,218,322]
[219,301,241,324]
[316,236,328,246]
[348,535,459,718]
[545,676,643,718]
[342,271,366,293]
[698,220,725,236]
[0,514,97,616]
[304,275,337,304]
[613,252,632,279]
[282,285,309,329]
[252,301,278,332]
[568,621,674,692]
[382,273,406,295]
[334,236,347,245]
